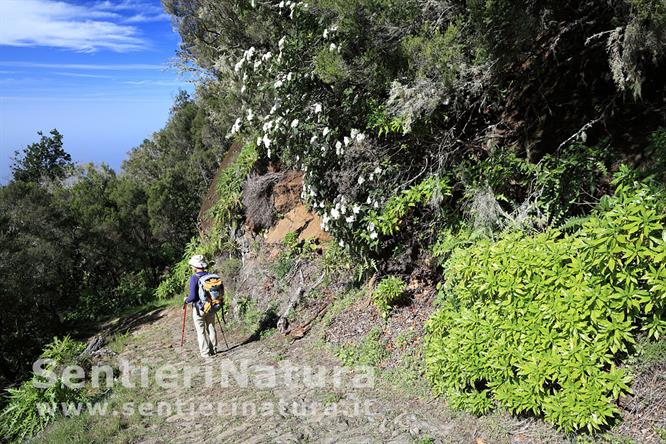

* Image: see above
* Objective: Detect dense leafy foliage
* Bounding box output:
[0,93,218,388]
[372,276,407,319]
[11,129,73,183]
[0,337,87,443]
[165,0,665,268]
[155,142,258,299]
[424,169,666,432]
[122,91,222,257]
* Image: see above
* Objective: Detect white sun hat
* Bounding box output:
[188,255,208,269]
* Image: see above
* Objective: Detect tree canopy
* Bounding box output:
[0,93,223,388]
[11,129,72,183]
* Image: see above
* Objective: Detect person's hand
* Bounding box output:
[183,296,188,306]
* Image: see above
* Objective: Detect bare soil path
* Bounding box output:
[106,306,563,444]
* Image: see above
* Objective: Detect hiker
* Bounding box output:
[184,255,218,358]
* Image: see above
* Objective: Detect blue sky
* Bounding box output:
[0,0,193,183]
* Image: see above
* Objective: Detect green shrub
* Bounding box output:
[155,142,257,299]
[534,143,611,225]
[337,327,389,367]
[424,168,666,432]
[366,100,406,138]
[313,49,348,84]
[271,253,294,280]
[209,142,258,238]
[40,336,86,364]
[0,337,88,443]
[322,241,352,271]
[372,276,407,318]
[113,270,154,307]
[401,23,463,84]
[284,231,299,254]
[358,177,450,252]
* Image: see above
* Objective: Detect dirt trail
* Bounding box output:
[111,306,561,444]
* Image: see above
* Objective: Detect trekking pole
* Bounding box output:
[215,311,230,351]
[180,303,187,347]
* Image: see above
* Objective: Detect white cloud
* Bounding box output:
[0,0,150,52]
[53,72,113,78]
[92,0,170,22]
[122,79,188,86]
[0,61,163,70]
[124,13,171,23]
[93,0,164,15]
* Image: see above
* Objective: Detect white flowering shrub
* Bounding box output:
[201,0,456,262]
[165,0,666,268]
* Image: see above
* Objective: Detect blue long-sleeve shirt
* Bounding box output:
[185,271,208,307]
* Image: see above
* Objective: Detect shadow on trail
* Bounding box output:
[74,304,169,350]
[219,307,279,353]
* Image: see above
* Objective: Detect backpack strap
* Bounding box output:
[192,273,208,310]
[197,274,207,300]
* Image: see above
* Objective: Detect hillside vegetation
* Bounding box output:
[154,0,666,435]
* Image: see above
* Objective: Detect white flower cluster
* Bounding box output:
[227,12,387,244]
[311,188,383,245]
[278,0,307,19]
[331,128,366,157]
[273,70,297,90]
[234,46,257,73]
[322,25,338,40]
[368,221,378,240]
[301,181,320,201]
[371,166,381,180]
[318,195,365,232]
[229,118,242,136]
[366,194,380,208]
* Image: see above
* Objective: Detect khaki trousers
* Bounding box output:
[192,306,217,357]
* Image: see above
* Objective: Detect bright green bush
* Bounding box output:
[284,231,300,254]
[357,176,450,250]
[209,142,259,239]
[155,142,257,299]
[424,168,666,432]
[372,276,407,318]
[366,100,406,138]
[0,337,88,443]
[39,336,86,363]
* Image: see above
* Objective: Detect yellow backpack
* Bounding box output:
[197,274,224,314]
